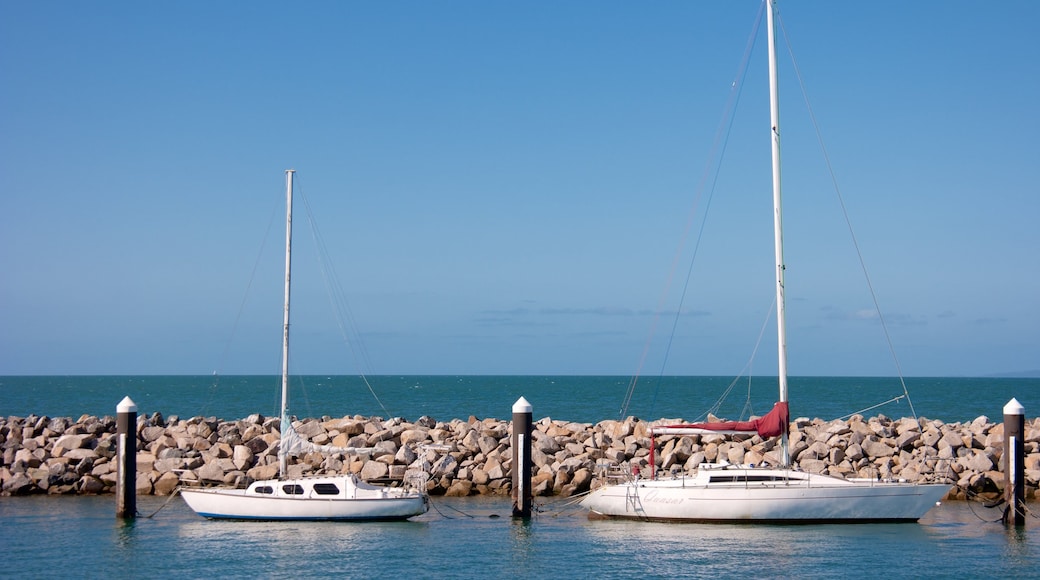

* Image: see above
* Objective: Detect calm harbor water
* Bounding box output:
[0,494,1036,578]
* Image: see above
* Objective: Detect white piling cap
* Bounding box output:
[117,396,137,413]
[1004,398,1024,415]
[512,396,532,413]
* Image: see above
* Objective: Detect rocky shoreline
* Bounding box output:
[2,411,1038,501]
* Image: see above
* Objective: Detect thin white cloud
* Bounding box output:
[479,306,710,318]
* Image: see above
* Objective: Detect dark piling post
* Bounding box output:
[511,396,532,518]
[116,396,137,519]
[1003,398,1025,526]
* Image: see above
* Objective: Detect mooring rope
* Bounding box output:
[954,483,1027,524]
[1019,502,1040,520]
[532,490,594,518]
[425,498,482,520]
[142,487,182,519]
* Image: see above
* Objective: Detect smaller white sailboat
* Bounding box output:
[581,1,950,523]
[181,170,428,521]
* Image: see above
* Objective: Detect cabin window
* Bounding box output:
[708,475,786,484]
[313,483,340,495]
[253,486,274,494]
[282,484,305,495]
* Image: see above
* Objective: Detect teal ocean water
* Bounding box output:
[1,375,1037,424]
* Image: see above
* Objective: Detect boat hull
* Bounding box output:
[180,474,429,521]
[581,468,950,523]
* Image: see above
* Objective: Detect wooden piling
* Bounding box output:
[511,396,532,518]
[1002,398,1025,526]
[116,396,137,519]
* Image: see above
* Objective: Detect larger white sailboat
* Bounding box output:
[180,170,429,521]
[581,1,950,523]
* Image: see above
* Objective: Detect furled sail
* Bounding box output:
[279,415,372,458]
[650,401,789,438]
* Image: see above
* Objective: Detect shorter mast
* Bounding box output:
[766,0,791,467]
[278,169,295,478]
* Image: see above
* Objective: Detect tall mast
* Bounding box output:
[279,169,295,477]
[766,0,790,466]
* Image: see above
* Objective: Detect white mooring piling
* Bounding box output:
[511,396,533,518]
[116,396,137,519]
[1003,398,1025,526]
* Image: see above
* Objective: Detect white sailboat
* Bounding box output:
[180,170,429,521]
[581,1,950,523]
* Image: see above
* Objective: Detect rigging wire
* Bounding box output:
[630,2,917,424]
[706,297,776,421]
[620,2,766,420]
[295,178,393,419]
[206,190,285,419]
[837,395,907,421]
[776,12,918,419]
[214,197,282,374]
[199,175,396,422]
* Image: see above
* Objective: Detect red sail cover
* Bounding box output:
[664,401,789,438]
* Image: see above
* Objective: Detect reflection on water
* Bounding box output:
[172,505,435,575]
[114,517,138,552]
[510,517,534,569]
[1,495,1036,577]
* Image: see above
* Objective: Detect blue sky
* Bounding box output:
[1,1,1037,377]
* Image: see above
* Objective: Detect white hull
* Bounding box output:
[180,474,428,521]
[581,465,950,523]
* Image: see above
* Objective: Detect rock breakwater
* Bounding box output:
[2,412,1038,501]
